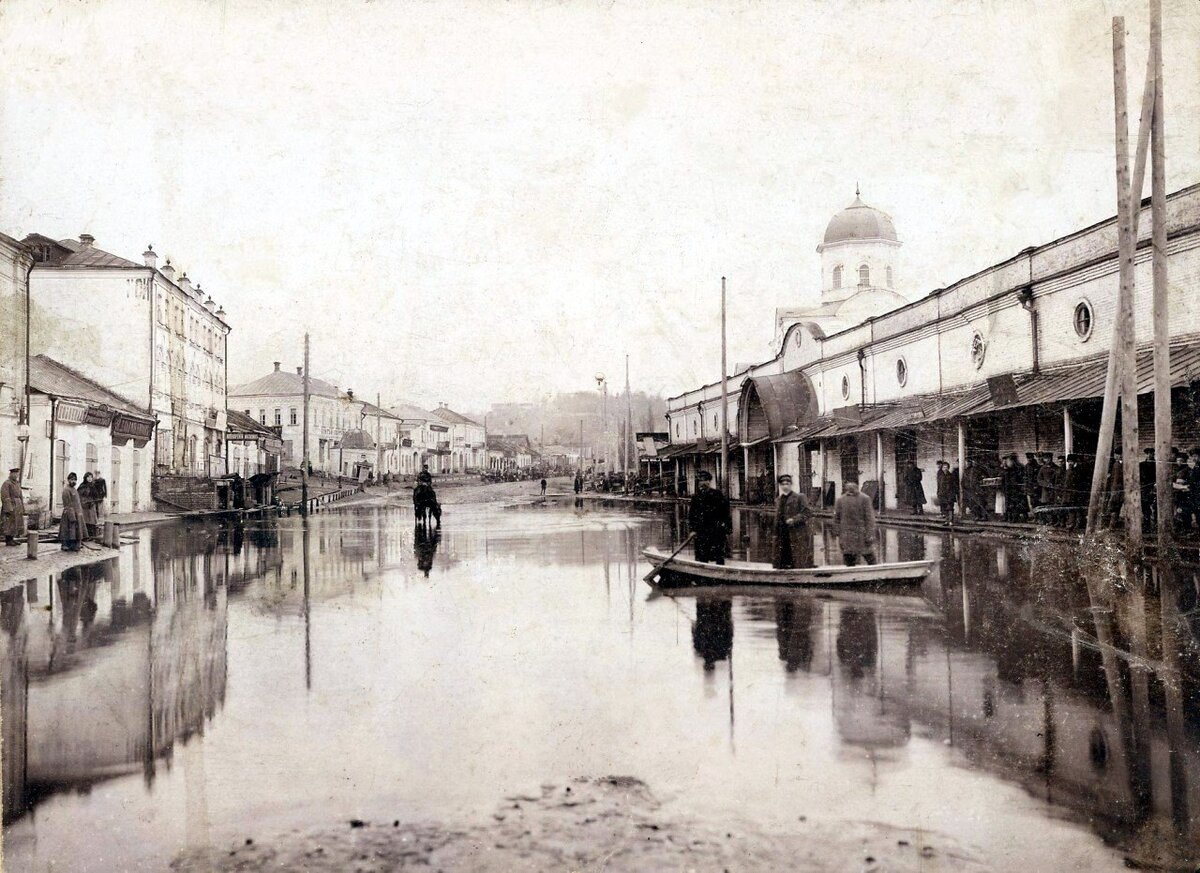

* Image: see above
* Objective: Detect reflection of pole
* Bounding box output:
[1156,564,1191,831]
[302,520,312,690]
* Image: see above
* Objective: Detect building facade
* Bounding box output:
[430,404,486,472]
[23,235,230,481]
[668,184,1200,511]
[0,232,35,486]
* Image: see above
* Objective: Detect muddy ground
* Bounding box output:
[171,776,988,872]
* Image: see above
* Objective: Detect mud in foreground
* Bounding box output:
[170,776,986,873]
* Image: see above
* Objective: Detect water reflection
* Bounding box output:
[0,500,1197,871]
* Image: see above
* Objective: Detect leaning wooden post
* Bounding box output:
[1150,0,1172,547]
[1114,18,1143,547]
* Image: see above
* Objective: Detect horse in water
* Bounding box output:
[413,482,442,527]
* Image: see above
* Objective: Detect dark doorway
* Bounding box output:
[840,437,859,485]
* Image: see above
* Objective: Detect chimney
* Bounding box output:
[274,361,281,372]
[203,291,216,310]
[143,245,157,269]
[347,389,355,401]
[296,366,303,375]
[79,233,94,248]
[179,273,192,294]
[216,306,226,319]
[162,259,175,280]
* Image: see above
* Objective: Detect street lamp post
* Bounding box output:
[594,373,607,476]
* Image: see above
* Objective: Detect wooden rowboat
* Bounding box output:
[641,547,936,587]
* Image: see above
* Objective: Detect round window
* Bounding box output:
[1073,300,1094,341]
[794,330,803,349]
[841,375,850,400]
[971,333,987,369]
[896,357,908,387]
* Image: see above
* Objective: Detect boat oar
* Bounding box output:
[643,533,696,583]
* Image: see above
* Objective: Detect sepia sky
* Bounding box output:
[1,0,1198,409]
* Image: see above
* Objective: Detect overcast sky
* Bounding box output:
[2,0,1198,408]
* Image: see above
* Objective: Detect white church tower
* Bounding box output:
[774,188,907,347]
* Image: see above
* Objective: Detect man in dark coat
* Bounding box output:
[1001,454,1027,522]
[1103,448,1125,529]
[960,459,984,520]
[902,462,925,514]
[1062,454,1090,530]
[418,464,433,485]
[935,460,958,522]
[1024,452,1041,514]
[689,470,731,564]
[834,481,876,565]
[2,468,24,546]
[772,474,812,569]
[1036,452,1057,508]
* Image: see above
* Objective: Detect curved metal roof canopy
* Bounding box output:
[739,372,819,443]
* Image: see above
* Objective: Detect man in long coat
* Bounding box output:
[902,462,926,514]
[772,474,813,569]
[688,470,731,565]
[834,481,876,565]
[960,459,984,520]
[935,460,958,521]
[2,467,25,546]
[59,472,85,552]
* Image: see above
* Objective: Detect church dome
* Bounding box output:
[821,195,898,246]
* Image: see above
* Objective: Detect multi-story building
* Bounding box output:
[667,184,1200,510]
[387,402,451,474]
[430,404,486,472]
[22,234,231,483]
[0,232,34,482]
[230,362,363,473]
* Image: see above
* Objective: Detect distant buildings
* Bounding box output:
[430,404,486,472]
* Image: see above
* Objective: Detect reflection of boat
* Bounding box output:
[642,547,935,587]
[647,582,941,618]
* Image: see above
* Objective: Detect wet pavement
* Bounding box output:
[1,496,1198,871]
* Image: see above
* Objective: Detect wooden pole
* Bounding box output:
[376,392,382,480]
[1150,0,1172,546]
[301,333,310,515]
[1115,18,1143,547]
[625,354,632,490]
[1089,17,1147,539]
[720,277,729,498]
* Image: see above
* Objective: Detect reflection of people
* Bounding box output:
[59,473,85,551]
[692,598,733,671]
[835,606,878,680]
[2,467,24,546]
[834,482,876,565]
[688,471,731,564]
[414,524,441,577]
[772,474,813,569]
[775,599,815,672]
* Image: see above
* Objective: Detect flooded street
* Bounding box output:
[2,497,1199,871]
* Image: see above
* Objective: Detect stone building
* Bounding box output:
[0,232,35,483]
[230,362,362,473]
[430,404,486,472]
[667,183,1200,511]
[21,235,231,487]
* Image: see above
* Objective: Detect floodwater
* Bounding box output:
[1,498,1198,871]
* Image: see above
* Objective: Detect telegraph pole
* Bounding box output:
[625,354,632,491]
[376,392,383,482]
[720,277,729,497]
[1150,0,1172,547]
[301,333,310,515]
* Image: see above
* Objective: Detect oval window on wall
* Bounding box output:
[896,357,908,387]
[1073,300,1094,341]
[971,332,987,369]
[794,330,803,349]
[841,375,850,400]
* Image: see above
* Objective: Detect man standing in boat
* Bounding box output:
[688,470,731,565]
[772,474,813,569]
[834,481,876,566]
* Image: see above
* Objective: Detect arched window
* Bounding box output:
[832,265,843,289]
[886,266,893,288]
[858,264,870,287]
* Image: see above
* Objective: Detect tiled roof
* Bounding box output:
[231,369,340,399]
[338,429,375,450]
[431,406,481,426]
[29,355,152,418]
[387,402,434,422]
[226,409,276,436]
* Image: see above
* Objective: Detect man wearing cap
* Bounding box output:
[2,467,24,547]
[688,470,731,565]
[1036,452,1057,510]
[772,474,812,569]
[935,460,958,522]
